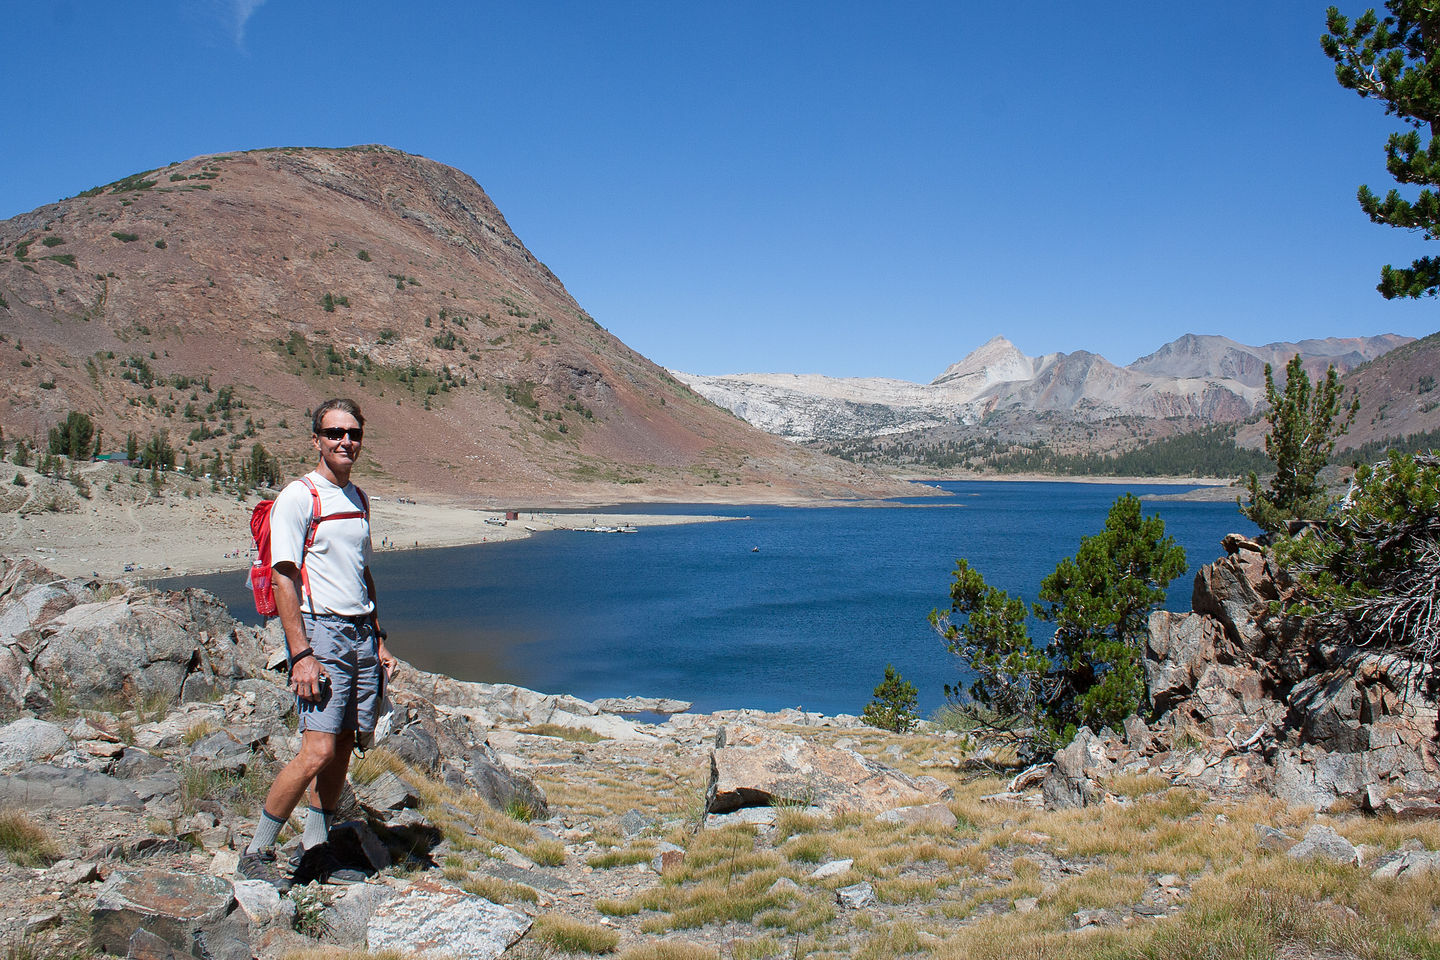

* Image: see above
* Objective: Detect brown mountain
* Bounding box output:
[0,146,907,501]
[1224,329,1440,454]
[1334,329,1440,452]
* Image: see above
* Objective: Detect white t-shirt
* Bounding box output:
[269,472,373,617]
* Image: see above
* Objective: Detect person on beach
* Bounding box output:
[238,398,397,889]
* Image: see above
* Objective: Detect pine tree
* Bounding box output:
[1322,2,1440,297]
[932,495,1185,756]
[1034,494,1187,735]
[861,665,920,733]
[1241,355,1358,532]
[47,411,94,461]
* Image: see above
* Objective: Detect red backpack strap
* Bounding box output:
[295,476,368,615]
[300,476,324,548]
[298,476,324,613]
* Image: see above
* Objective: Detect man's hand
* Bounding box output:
[290,654,329,702]
[378,640,398,681]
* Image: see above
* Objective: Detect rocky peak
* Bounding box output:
[930,335,1043,388]
[678,331,1419,446]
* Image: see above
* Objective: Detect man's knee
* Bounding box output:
[294,731,342,773]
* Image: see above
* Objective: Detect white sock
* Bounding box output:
[302,805,331,850]
[245,810,285,855]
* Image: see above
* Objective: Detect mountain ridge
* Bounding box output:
[672,332,1414,443]
[0,146,909,502]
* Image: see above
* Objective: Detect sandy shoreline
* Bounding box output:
[893,470,1236,487]
[3,499,735,582]
[1,462,1235,581]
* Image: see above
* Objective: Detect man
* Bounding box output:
[238,398,397,889]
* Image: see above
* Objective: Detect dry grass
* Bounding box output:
[588,846,655,868]
[311,721,1440,960]
[458,873,540,904]
[755,891,836,936]
[1072,864,1433,960]
[180,718,217,746]
[530,913,621,954]
[1105,772,1172,798]
[349,746,565,866]
[728,934,786,960]
[348,746,408,786]
[532,751,702,830]
[906,783,1440,960]
[615,942,719,960]
[518,723,608,743]
[529,838,567,866]
[280,950,410,960]
[0,810,61,867]
[1335,814,1440,852]
[850,922,925,960]
[705,725,1436,956]
[178,763,269,817]
[598,830,796,932]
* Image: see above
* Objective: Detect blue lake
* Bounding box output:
[165,481,1254,717]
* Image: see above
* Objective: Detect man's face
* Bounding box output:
[313,409,363,475]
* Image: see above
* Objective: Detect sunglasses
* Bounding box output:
[318,427,363,441]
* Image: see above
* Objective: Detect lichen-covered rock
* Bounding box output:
[465,741,550,819]
[1145,611,1227,713]
[0,558,272,713]
[1372,849,1440,879]
[90,870,249,960]
[385,722,442,774]
[0,717,71,770]
[366,879,530,960]
[707,723,952,814]
[0,764,144,810]
[1190,548,1274,655]
[1286,824,1359,865]
[1043,727,1115,809]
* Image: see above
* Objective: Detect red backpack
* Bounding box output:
[248,476,369,617]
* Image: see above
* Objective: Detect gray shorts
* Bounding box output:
[294,615,382,734]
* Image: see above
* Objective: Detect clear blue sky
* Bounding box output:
[4,2,1436,382]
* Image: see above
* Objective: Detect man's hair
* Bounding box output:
[312,398,365,434]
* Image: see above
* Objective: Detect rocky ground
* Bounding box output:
[2,550,1440,960]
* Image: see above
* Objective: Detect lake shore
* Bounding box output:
[3,497,735,581]
[894,469,1236,486]
[1,459,1234,581]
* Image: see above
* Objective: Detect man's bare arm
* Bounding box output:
[273,562,326,700]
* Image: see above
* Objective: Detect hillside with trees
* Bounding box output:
[0,147,907,504]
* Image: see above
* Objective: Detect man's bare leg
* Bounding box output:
[300,731,356,849]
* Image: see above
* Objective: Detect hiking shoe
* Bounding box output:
[292,842,367,885]
[237,849,294,892]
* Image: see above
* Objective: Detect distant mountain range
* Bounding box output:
[672,333,1415,443]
